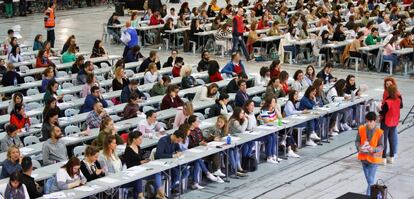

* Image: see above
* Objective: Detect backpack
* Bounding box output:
[241,156,258,172]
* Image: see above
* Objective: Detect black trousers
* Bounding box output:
[47,29,55,48]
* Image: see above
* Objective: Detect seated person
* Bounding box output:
[234,80,249,107]
[81,86,108,113]
[50,157,87,192]
[149,75,171,97]
[20,157,43,198]
[180,66,198,89]
[162,49,178,68]
[0,146,22,179]
[86,102,109,129]
[1,63,23,87]
[107,12,122,43]
[221,52,246,77]
[138,51,161,73]
[197,51,210,72]
[96,117,123,149]
[9,104,30,131]
[42,126,68,166]
[80,146,106,182]
[172,57,184,77]
[138,110,165,138]
[120,80,146,103]
[0,124,23,152]
[208,60,223,82]
[226,72,248,93]
[0,172,30,198]
[160,85,184,110]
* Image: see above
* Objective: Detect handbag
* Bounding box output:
[370,179,388,199]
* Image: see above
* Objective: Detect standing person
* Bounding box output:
[356,112,384,196]
[4,0,14,18]
[44,0,57,48]
[232,8,250,61]
[122,21,139,58]
[379,85,401,165]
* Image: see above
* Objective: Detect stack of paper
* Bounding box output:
[43,191,66,198]
[20,147,34,155]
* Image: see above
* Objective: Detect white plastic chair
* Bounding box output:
[64,125,81,136]
[19,65,30,73]
[23,136,40,146]
[194,112,205,120]
[195,79,205,85]
[27,88,39,96]
[252,96,262,106]
[63,94,75,102]
[62,82,74,89]
[65,108,79,118]
[24,76,35,83]
[143,106,155,114]
[110,115,121,122]
[26,102,41,111]
[31,159,42,169]
[125,69,134,78]
[73,145,87,158]
[106,100,114,107]
[29,117,40,125]
[227,105,233,112]
[57,71,68,78]
[204,108,211,119]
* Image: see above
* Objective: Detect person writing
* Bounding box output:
[355,112,384,196]
[138,110,165,139]
[80,146,105,182]
[50,157,87,191]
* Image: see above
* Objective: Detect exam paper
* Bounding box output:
[98,177,119,184]
[19,147,34,155]
[43,191,66,198]
[207,141,224,147]
[146,160,170,167]
[74,186,96,192]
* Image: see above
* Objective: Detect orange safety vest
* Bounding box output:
[357,125,383,164]
[44,8,55,28]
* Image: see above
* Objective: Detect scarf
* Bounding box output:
[4,183,25,199]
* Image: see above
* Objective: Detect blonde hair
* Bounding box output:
[180,65,192,77]
[216,115,229,136]
[145,63,158,73]
[7,145,20,160]
[114,66,124,79]
[183,102,194,116]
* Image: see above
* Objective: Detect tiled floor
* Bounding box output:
[1,3,414,199]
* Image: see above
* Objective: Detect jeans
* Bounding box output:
[171,166,190,189]
[193,159,209,183]
[228,148,240,172]
[5,3,13,17]
[284,45,298,59]
[241,141,255,157]
[362,162,378,196]
[383,54,398,68]
[19,0,26,15]
[47,29,55,48]
[231,34,249,60]
[261,134,277,157]
[380,122,397,158]
[136,173,162,194]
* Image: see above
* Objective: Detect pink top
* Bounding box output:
[81,84,92,98]
[173,107,188,129]
[383,43,398,56]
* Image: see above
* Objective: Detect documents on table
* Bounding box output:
[98,177,120,184]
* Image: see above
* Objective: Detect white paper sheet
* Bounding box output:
[207,141,224,147]
[146,160,170,167]
[43,191,66,198]
[74,186,96,192]
[19,147,34,155]
[187,148,203,153]
[61,136,80,142]
[98,177,119,183]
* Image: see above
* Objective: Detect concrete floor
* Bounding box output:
[1,3,414,199]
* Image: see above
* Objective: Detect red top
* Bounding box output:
[10,114,30,129]
[403,0,412,4]
[233,15,244,35]
[209,72,223,82]
[233,64,243,74]
[36,57,50,68]
[257,19,269,30]
[281,83,289,93]
[384,98,401,127]
[149,15,164,25]
[172,65,181,77]
[270,68,280,79]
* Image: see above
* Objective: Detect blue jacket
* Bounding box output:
[221,60,246,76]
[126,28,138,48]
[0,159,22,179]
[81,94,108,113]
[155,135,181,159]
[120,86,145,103]
[235,90,248,107]
[299,96,316,110]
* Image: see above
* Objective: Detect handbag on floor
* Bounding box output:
[370,179,388,199]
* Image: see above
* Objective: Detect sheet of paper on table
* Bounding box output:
[146,160,170,167]
[43,191,66,198]
[207,141,224,147]
[74,185,97,192]
[98,177,120,184]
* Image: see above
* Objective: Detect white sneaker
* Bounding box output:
[341,123,352,131]
[267,158,279,164]
[273,155,282,162]
[329,131,338,136]
[216,176,225,183]
[192,183,204,190]
[206,173,218,182]
[306,139,317,146]
[387,157,394,164]
[383,158,387,166]
[213,169,226,177]
[287,150,300,158]
[309,132,321,141]
[333,126,340,132]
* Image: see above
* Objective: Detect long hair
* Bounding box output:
[216,115,229,136]
[333,79,346,96]
[99,117,113,132]
[103,135,117,160]
[7,145,20,161]
[127,130,143,146]
[230,107,245,124]
[383,76,397,90]
[243,99,255,114]
[62,157,81,178]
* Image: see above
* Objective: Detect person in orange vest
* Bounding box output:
[355,112,384,196]
[379,84,402,165]
[44,0,57,48]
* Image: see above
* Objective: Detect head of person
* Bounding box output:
[86,73,96,85]
[231,52,241,62]
[293,69,304,81]
[145,110,157,124]
[371,27,379,37]
[262,95,276,110]
[259,66,270,79]
[243,99,255,114]
[93,102,104,115]
[51,126,63,140]
[279,70,289,83]
[269,60,281,71]
[65,35,76,46]
[114,66,124,79]
[288,89,300,103]
[201,51,210,61]
[128,130,143,146]
[356,31,364,41]
[7,63,15,72]
[217,92,230,105]
[313,78,324,92]
[13,103,25,116]
[230,107,245,123]
[6,124,19,138]
[323,63,333,74]
[90,86,101,98]
[305,65,315,77]
[47,79,59,93]
[161,75,171,86]
[129,80,139,92]
[250,20,258,31]
[386,85,398,99]
[333,79,347,96]
[166,85,180,97]
[131,45,141,55]
[7,29,14,37]
[346,74,356,87]
[207,83,219,97]
[21,156,33,174]
[125,20,131,28]
[62,157,81,178]
[100,117,113,133]
[128,93,139,105]
[171,129,187,144]
[384,15,390,23]
[8,171,22,190]
[93,39,103,50]
[384,76,397,90]
[304,86,317,99]
[175,57,184,66]
[365,112,377,130]
[43,67,55,78]
[180,65,192,77]
[182,102,194,116]
[7,145,20,162]
[207,60,220,75]
[238,79,247,92]
[103,135,117,156]
[10,37,17,46]
[186,115,200,129]
[216,115,228,132]
[170,49,178,58]
[12,92,23,105]
[266,77,280,88]
[84,145,100,163]
[149,50,157,61]
[74,55,85,66]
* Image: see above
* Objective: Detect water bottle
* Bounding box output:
[57,84,62,96]
[13,77,17,86]
[226,134,231,145]
[277,118,282,126]
[68,69,72,77]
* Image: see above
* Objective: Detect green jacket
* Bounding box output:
[96,130,124,150]
[149,82,166,97]
[62,51,76,63]
[365,34,381,46]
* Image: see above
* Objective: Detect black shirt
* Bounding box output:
[226,79,239,93]
[1,71,23,86]
[197,59,210,72]
[124,146,144,168]
[80,160,105,182]
[20,172,43,198]
[138,58,161,73]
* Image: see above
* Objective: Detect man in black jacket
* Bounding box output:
[197,51,210,72]
[226,72,248,93]
[138,50,161,72]
[20,157,43,198]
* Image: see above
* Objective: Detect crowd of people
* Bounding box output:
[0,0,408,198]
